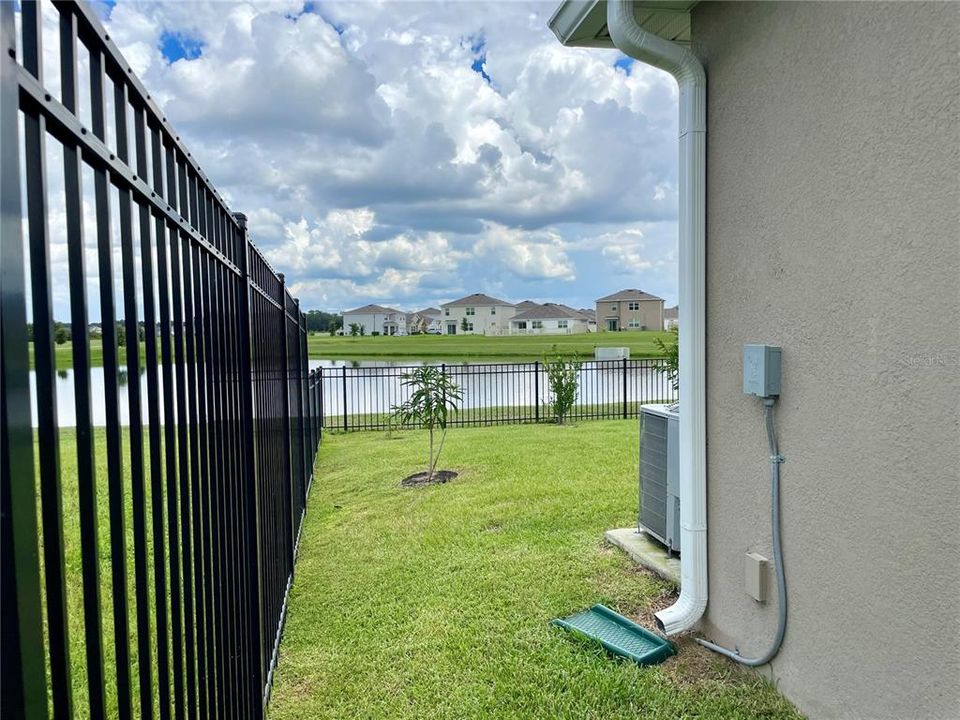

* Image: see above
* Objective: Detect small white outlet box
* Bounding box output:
[745,552,768,602]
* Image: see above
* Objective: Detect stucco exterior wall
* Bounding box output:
[692,3,959,718]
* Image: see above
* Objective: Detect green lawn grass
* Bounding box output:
[41,428,162,719]
[325,401,674,433]
[269,421,801,719]
[307,331,672,362]
[29,340,145,370]
[33,332,668,368]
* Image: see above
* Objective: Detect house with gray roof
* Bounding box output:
[663,305,678,330]
[509,302,591,335]
[440,293,516,335]
[595,289,664,331]
[342,303,407,336]
[406,307,442,334]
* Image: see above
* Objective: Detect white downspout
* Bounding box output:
[606,0,707,636]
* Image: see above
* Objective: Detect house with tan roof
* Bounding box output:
[595,289,665,331]
[440,293,516,335]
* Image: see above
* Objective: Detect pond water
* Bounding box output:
[26,360,410,427]
[28,358,674,428]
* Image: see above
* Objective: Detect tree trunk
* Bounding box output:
[428,427,434,481]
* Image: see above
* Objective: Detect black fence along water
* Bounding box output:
[1,3,322,718]
[319,359,677,432]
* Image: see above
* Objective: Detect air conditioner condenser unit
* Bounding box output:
[639,403,680,553]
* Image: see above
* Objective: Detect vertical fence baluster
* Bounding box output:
[90,44,135,719]
[145,115,172,720]
[61,7,110,716]
[125,95,155,720]
[198,248,226,719]
[278,277,294,572]
[342,366,348,431]
[168,162,198,719]
[156,209,186,720]
[191,234,217,719]
[1,3,47,717]
[234,213,264,716]
[622,358,628,419]
[534,361,540,422]
[298,304,308,501]
[181,232,208,720]
[22,1,73,714]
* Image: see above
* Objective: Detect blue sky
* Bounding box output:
[86,0,679,312]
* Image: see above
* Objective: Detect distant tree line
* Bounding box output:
[29,312,343,345]
[304,310,342,334]
[28,321,150,346]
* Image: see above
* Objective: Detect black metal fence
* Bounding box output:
[319,358,677,432]
[1,3,321,718]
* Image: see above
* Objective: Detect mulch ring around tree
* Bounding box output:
[401,470,458,488]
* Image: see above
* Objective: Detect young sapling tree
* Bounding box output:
[392,366,463,482]
[543,347,582,424]
[655,325,679,393]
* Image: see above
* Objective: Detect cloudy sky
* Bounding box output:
[83,0,679,313]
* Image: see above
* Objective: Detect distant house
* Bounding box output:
[577,308,598,333]
[440,293,516,335]
[663,306,679,330]
[509,303,591,335]
[342,304,407,336]
[407,307,442,334]
[595,289,664,331]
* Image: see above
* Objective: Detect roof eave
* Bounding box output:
[548,0,697,49]
[548,0,614,48]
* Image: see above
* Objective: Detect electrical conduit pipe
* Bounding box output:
[697,399,787,665]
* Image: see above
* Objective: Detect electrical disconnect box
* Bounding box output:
[743,344,782,398]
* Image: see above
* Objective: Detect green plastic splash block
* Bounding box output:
[551,604,675,666]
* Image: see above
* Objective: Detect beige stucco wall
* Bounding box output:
[692,3,960,718]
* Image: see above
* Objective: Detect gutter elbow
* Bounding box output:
[607,1,704,89]
[655,585,707,636]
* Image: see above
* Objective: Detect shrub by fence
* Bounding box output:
[318,358,678,432]
[1,3,321,718]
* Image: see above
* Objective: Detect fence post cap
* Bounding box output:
[278,272,285,283]
[232,211,248,227]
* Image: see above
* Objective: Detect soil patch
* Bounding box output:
[401,470,458,488]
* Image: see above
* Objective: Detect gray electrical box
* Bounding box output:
[743,344,782,398]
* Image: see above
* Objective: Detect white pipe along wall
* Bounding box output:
[605,0,708,636]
